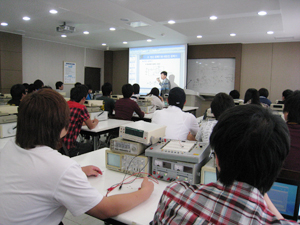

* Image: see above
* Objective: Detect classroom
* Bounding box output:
[1,0,300,224]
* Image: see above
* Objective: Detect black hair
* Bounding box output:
[149,87,160,97]
[229,90,240,99]
[211,93,235,120]
[259,88,269,98]
[244,88,261,105]
[102,83,112,96]
[283,90,300,124]
[74,82,82,87]
[133,83,140,94]
[23,83,29,90]
[161,71,167,76]
[122,84,133,98]
[10,84,26,100]
[70,85,88,102]
[282,89,293,101]
[168,87,185,109]
[28,84,36,94]
[34,79,44,90]
[210,105,290,194]
[55,81,63,89]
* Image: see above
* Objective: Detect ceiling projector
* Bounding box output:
[56,22,75,33]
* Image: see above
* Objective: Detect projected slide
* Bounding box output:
[129,45,187,95]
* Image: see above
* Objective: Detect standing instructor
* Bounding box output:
[156,71,171,100]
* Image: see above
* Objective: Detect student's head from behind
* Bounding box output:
[74,82,82,87]
[283,90,300,123]
[133,83,140,94]
[244,88,260,105]
[282,89,293,101]
[34,79,44,90]
[229,90,240,99]
[210,105,290,194]
[102,82,112,96]
[55,81,64,90]
[70,85,88,103]
[168,87,186,109]
[149,87,160,97]
[16,89,70,150]
[122,84,134,98]
[211,93,235,120]
[160,71,167,80]
[10,84,26,100]
[258,88,269,98]
[28,84,36,94]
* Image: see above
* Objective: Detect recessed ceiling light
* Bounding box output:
[23,16,31,21]
[267,31,274,35]
[230,33,236,37]
[61,34,67,38]
[210,16,217,20]
[168,20,175,24]
[1,22,8,26]
[109,27,116,31]
[147,39,152,42]
[258,11,267,16]
[102,43,106,46]
[123,41,128,44]
[197,35,202,38]
[49,9,58,14]
[83,31,89,34]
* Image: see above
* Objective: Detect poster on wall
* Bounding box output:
[63,61,76,84]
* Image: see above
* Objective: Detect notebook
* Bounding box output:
[267,177,300,221]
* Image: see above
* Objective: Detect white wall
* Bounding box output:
[22,38,104,97]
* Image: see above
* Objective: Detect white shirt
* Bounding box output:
[152,105,199,140]
[149,94,165,110]
[0,140,102,225]
[195,120,218,143]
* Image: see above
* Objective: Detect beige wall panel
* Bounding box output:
[85,48,104,85]
[270,42,300,102]
[0,32,22,52]
[23,38,103,97]
[112,50,128,95]
[1,51,22,70]
[240,44,272,99]
[1,70,22,89]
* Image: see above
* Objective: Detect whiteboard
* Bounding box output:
[187,58,235,95]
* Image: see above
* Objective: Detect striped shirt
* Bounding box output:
[153,181,297,225]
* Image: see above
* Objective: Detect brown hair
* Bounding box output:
[16,89,70,149]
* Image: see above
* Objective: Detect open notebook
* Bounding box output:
[268,177,300,221]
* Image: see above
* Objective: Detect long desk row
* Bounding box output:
[73,148,169,225]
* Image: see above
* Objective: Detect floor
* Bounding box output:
[62,211,105,225]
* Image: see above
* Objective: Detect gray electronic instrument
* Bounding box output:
[145,139,211,164]
[105,149,150,176]
[110,137,147,155]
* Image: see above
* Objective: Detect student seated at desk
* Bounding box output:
[7,84,26,106]
[114,83,145,120]
[152,87,199,141]
[153,105,295,224]
[191,92,235,143]
[130,83,140,102]
[96,82,115,115]
[147,87,165,110]
[55,81,64,91]
[0,89,154,225]
[62,85,99,157]
[282,90,300,172]
[259,88,272,106]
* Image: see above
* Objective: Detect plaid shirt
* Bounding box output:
[153,181,297,225]
[63,101,90,149]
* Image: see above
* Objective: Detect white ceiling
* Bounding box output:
[0,0,299,50]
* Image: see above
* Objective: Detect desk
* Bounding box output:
[73,149,169,225]
[80,119,131,150]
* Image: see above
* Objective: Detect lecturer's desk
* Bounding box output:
[80,119,131,150]
[73,149,169,225]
